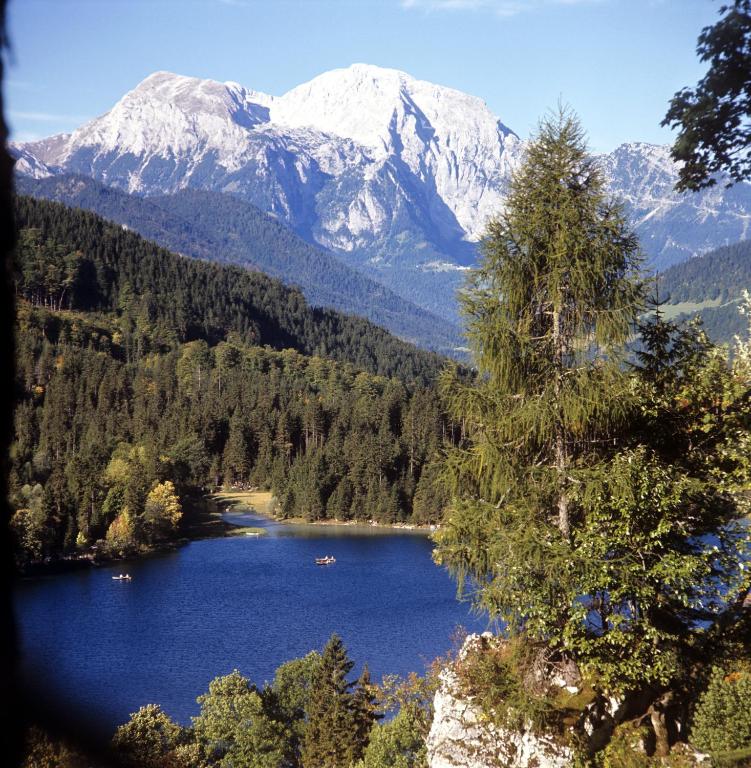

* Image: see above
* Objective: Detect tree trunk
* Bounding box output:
[649,691,674,757]
[555,430,570,539]
[650,709,670,757]
[552,303,570,540]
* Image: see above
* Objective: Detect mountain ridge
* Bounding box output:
[15,194,447,384]
[14,64,751,323]
[16,174,463,354]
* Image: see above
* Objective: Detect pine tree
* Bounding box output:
[435,107,644,644]
[301,634,358,768]
[223,407,250,487]
[351,665,382,763]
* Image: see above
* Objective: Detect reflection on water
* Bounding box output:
[15,507,485,735]
[223,509,432,538]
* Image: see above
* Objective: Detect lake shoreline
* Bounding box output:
[16,493,239,578]
[215,489,438,534]
[16,501,479,734]
[17,489,436,578]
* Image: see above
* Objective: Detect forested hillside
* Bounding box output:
[17,176,463,354]
[658,239,751,344]
[9,198,455,567]
[660,240,751,303]
[14,196,446,384]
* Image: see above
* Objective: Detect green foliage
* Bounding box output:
[659,240,751,307]
[662,0,751,190]
[271,652,323,723]
[193,670,289,768]
[454,637,561,734]
[9,197,455,567]
[112,704,186,768]
[596,722,653,768]
[81,646,431,768]
[595,723,702,768]
[103,642,384,768]
[20,726,87,768]
[709,747,751,768]
[18,176,462,354]
[10,484,48,561]
[435,107,644,657]
[267,651,323,767]
[352,666,383,758]
[10,314,448,564]
[14,194,446,384]
[435,107,751,695]
[301,634,377,768]
[15,227,82,311]
[691,667,751,756]
[358,705,427,768]
[653,239,751,347]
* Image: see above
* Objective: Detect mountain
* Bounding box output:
[15,195,447,385]
[16,174,462,354]
[14,65,751,320]
[601,143,751,271]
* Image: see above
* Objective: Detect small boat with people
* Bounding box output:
[112,573,132,581]
[315,556,336,565]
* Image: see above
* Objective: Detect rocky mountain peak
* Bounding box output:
[273,62,518,161]
[12,65,751,321]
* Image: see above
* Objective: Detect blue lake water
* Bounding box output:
[14,510,486,736]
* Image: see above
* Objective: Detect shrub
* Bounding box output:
[691,667,751,755]
[454,636,557,733]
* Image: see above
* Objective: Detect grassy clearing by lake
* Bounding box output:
[214,488,434,533]
[223,526,268,537]
[215,489,276,517]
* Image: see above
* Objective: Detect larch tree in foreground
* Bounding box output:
[434,108,751,701]
[436,106,644,637]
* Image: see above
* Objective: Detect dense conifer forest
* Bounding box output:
[658,239,751,343]
[660,241,751,304]
[9,197,454,567]
[14,196,446,384]
[17,176,463,354]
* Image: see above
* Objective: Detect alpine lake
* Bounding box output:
[13,494,486,737]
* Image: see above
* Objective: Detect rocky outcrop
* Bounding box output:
[426,635,574,768]
[425,635,713,768]
[427,675,573,768]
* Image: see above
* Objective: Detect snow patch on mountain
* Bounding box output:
[12,64,751,317]
[420,261,472,273]
[11,145,54,179]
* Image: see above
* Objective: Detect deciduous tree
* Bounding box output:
[663,0,751,190]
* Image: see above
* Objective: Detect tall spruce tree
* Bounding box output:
[301,634,358,768]
[435,108,644,650]
[351,665,382,763]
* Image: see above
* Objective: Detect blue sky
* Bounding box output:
[7,0,719,152]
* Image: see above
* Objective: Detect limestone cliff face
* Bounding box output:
[426,636,574,768]
[425,635,710,768]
